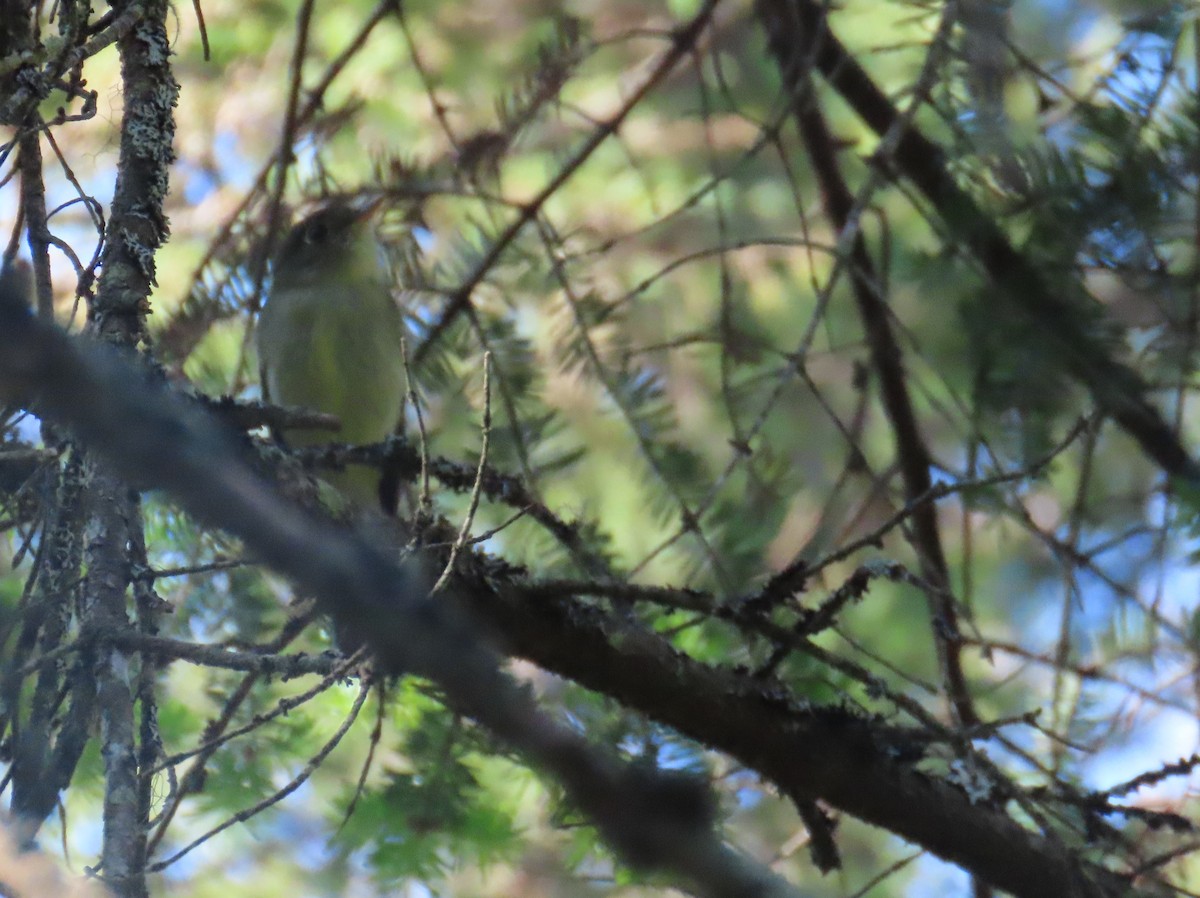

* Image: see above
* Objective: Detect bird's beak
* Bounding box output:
[356,194,387,222]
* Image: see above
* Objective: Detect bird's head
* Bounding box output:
[271,199,384,292]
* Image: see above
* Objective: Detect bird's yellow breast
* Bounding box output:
[258,278,406,504]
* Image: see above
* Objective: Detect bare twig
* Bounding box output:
[431,353,491,595]
[150,677,371,872]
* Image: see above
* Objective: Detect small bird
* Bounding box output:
[257,200,406,509]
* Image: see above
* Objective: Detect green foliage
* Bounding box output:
[6,0,1200,895]
[333,701,527,886]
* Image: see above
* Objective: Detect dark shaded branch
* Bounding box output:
[479,579,1140,898]
[0,275,809,898]
[7,452,88,843]
[0,264,1160,898]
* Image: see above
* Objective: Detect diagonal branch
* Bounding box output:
[414,0,721,364]
[756,0,1200,485]
[0,271,810,898]
[0,265,1159,898]
[766,4,976,726]
[479,580,1142,898]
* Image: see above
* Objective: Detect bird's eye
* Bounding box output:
[304,221,329,244]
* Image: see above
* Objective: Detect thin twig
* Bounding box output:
[413,0,722,365]
[400,336,431,513]
[149,677,371,871]
[431,352,492,595]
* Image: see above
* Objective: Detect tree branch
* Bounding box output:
[0,272,810,898]
[756,0,1200,485]
[0,262,1158,898]
[770,6,976,726]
